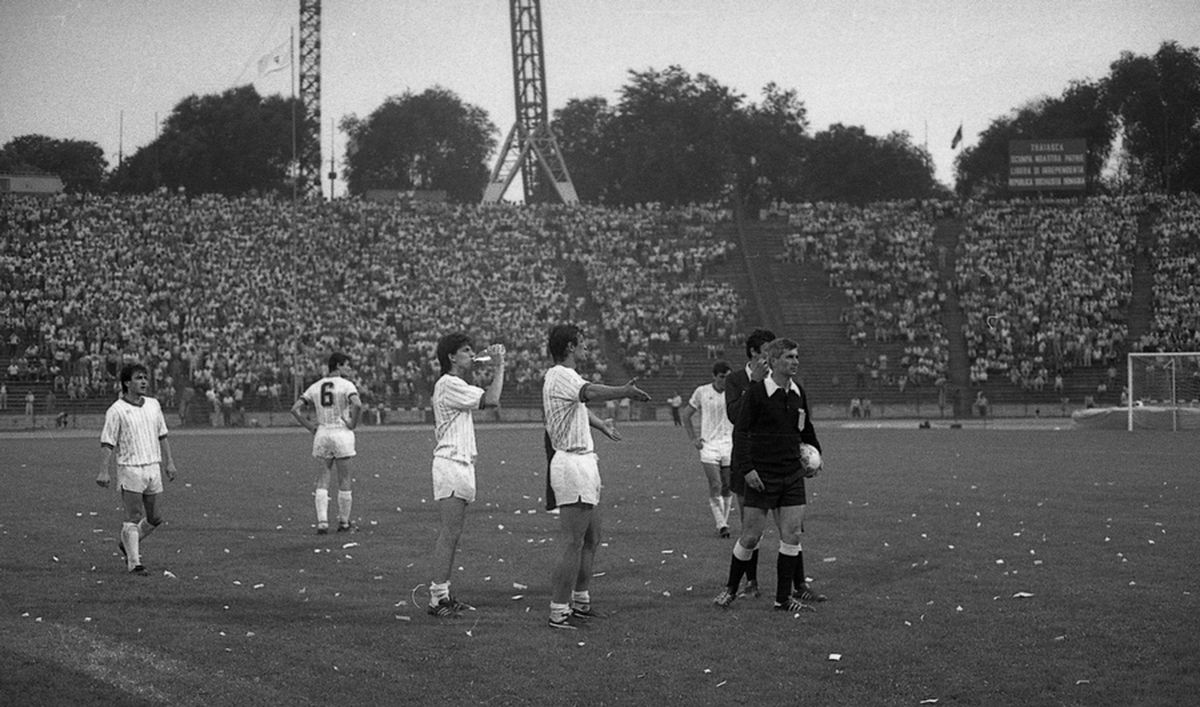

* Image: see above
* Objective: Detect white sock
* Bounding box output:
[709,497,724,528]
[732,539,755,562]
[337,490,352,524]
[430,581,450,606]
[122,522,140,569]
[721,495,734,523]
[550,602,571,621]
[314,488,329,526]
[571,590,591,609]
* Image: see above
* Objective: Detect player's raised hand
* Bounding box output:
[486,343,506,367]
[749,354,770,382]
[623,378,651,402]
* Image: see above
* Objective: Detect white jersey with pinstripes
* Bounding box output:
[688,383,733,445]
[100,396,168,466]
[432,374,484,463]
[542,364,593,454]
[301,376,359,428]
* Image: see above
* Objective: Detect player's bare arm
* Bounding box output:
[290,397,316,434]
[346,392,363,430]
[580,379,651,404]
[680,405,703,449]
[480,344,507,408]
[160,436,178,481]
[97,444,114,488]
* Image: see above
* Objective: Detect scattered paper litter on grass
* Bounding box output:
[828,653,841,661]
[163,570,177,579]
[715,681,727,688]
[661,549,674,554]
[822,557,837,562]
[1012,592,1034,599]
[919,700,939,705]
[512,595,524,600]
[394,615,411,621]
[342,542,359,549]
[253,583,265,589]
[513,582,528,590]
[1076,679,1090,685]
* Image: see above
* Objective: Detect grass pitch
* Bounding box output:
[2,422,1198,706]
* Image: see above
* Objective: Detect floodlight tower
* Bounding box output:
[298,0,322,199]
[481,0,578,204]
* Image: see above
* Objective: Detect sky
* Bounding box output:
[2,0,1199,199]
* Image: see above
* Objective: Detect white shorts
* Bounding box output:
[699,439,732,467]
[117,463,163,495]
[312,427,356,459]
[432,456,476,503]
[550,451,601,506]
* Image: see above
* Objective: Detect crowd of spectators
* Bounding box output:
[1143,193,1200,352]
[1,193,736,415]
[777,200,951,391]
[956,196,1142,389]
[773,194,1199,400]
[5,190,1199,416]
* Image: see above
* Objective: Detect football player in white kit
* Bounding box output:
[96,363,178,575]
[680,360,735,537]
[542,324,650,630]
[425,333,506,617]
[291,353,363,534]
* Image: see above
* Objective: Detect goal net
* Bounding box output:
[1125,352,1200,431]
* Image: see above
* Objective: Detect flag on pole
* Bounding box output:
[950,123,963,150]
[257,39,290,76]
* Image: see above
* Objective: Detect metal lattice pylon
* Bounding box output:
[297,0,322,199]
[481,0,577,204]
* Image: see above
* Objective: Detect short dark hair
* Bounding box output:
[119,363,149,393]
[712,360,732,376]
[436,332,473,376]
[744,328,776,359]
[547,324,581,363]
[327,352,350,373]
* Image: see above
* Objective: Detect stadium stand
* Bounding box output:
[3,192,1198,425]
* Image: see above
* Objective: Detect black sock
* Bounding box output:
[776,553,801,604]
[793,551,806,592]
[725,554,748,592]
[746,549,759,584]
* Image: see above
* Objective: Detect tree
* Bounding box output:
[340,87,496,202]
[551,97,617,203]
[954,80,1117,197]
[109,85,297,196]
[1105,41,1200,193]
[802,124,938,204]
[0,134,107,193]
[734,82,811,212]
[607,66,744,205]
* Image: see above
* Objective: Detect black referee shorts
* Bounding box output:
[743,469,807,510]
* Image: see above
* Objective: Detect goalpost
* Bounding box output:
[1126,352,1200,431]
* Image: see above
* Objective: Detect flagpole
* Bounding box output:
[290,25,297,207]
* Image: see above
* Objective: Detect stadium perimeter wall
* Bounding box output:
[1,402,1075,433]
